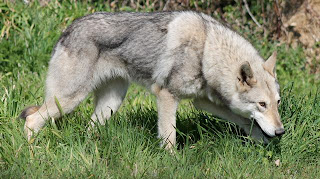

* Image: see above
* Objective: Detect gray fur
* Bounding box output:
[23,11,284,147]
[56,12,173,83]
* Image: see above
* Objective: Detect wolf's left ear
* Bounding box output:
[237,61,257,91]
[263,51,277,77]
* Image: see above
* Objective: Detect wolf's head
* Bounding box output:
[229,52,284,137]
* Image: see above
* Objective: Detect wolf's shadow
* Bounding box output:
[109,105,246,149]
[54,99,277,150]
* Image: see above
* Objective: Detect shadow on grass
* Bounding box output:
[52,99,282,152]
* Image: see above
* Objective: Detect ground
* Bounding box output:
[0,1,319,178]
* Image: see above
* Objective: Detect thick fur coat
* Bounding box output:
[22,11,284,148]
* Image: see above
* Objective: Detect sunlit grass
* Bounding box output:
[0,1,319,178]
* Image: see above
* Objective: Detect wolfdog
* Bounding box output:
[21,11,284,148]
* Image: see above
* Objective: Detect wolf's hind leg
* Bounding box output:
[24,89,90,141]
[90,78,128,127]
[24,43,97,140]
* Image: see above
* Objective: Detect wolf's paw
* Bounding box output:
[24,116,45,141]
[160,142,176,154]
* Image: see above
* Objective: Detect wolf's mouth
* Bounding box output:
[252,119,273,139]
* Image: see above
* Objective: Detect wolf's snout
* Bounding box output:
[275,128,285,136]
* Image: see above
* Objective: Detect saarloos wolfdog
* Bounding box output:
[21,11,285,148]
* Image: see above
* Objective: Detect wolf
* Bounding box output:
[21,11,285,148]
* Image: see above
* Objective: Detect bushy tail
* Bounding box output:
[20,106,40,120]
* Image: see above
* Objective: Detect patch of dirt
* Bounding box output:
[281,0,320,74]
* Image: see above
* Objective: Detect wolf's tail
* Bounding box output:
[20,106,40,120]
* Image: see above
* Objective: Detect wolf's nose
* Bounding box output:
[275,128,285,136]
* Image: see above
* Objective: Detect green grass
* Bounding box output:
[1,1,319,178]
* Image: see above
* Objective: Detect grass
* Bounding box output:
[1,1,319,178]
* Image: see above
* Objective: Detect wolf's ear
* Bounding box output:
[237,61,257,91]
[263,51,277,77]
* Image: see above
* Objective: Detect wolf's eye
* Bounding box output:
[277,100,281,105]
[259,102,266,108]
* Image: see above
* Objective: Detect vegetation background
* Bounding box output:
[0,0,319,178]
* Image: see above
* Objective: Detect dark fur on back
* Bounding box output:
[54,12,174,82]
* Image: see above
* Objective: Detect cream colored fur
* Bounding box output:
[23,11,284,147]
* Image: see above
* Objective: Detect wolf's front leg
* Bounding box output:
[193,98,269,144]
[152,85,179,149]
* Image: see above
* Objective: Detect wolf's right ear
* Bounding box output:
[237,61,256,91]
[263,51,277,77]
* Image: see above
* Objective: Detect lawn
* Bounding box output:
[0,1,319,178]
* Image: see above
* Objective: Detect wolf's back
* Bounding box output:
[53,12,177,82]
